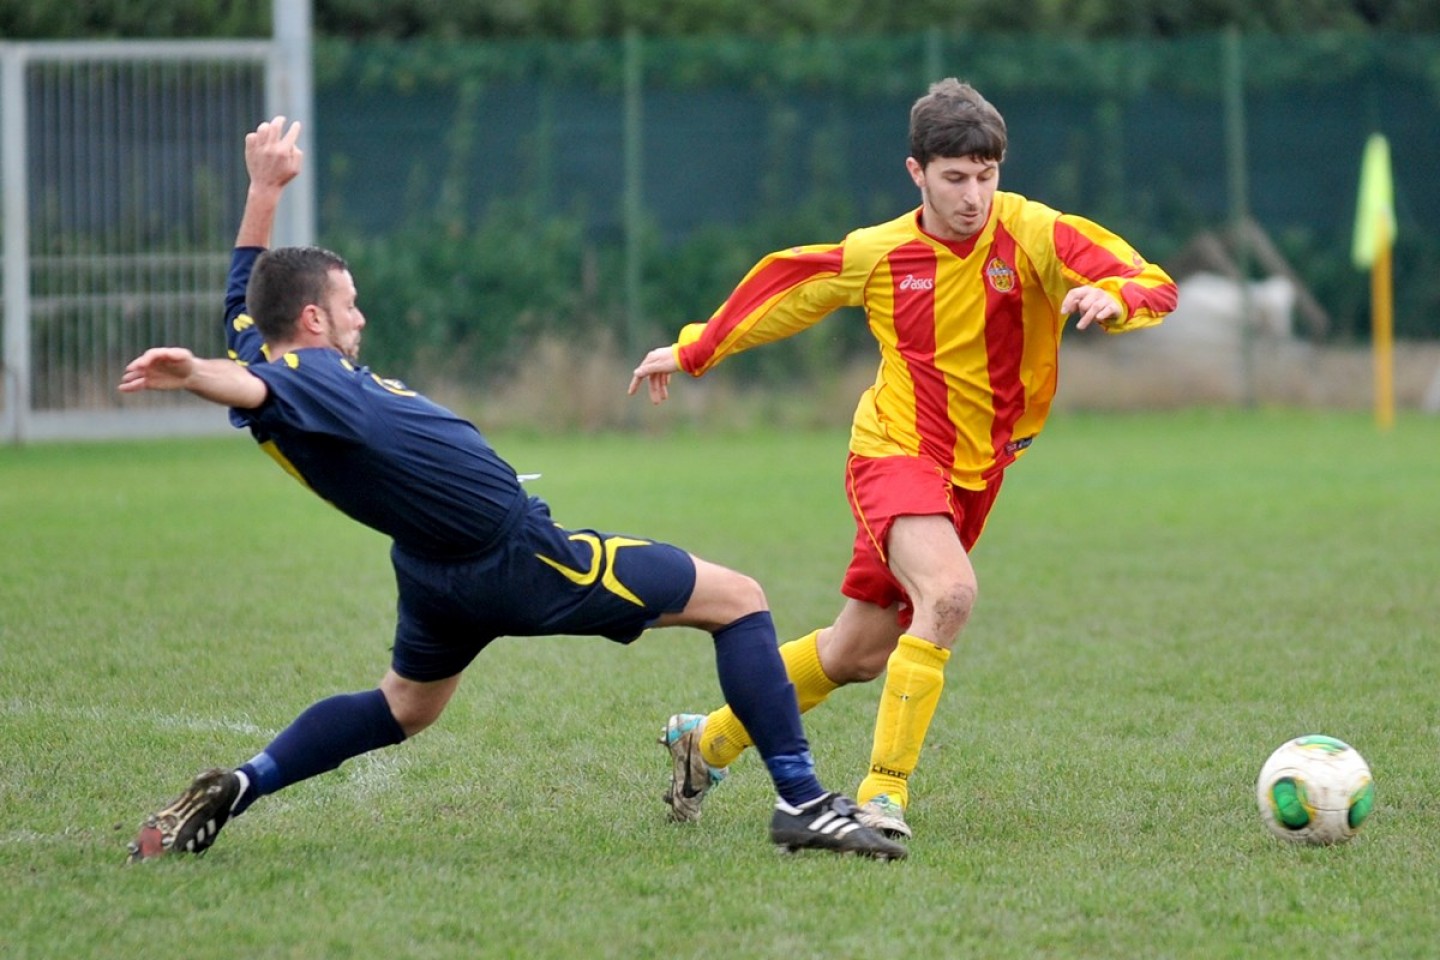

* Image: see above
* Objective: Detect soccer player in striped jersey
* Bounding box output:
[629,78,1178,840]
[120,117,905,862]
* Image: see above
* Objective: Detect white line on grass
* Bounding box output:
[1,698,274,737]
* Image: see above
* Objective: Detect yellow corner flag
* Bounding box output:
[1352,133,1397,431]
[1352,133,1396,269]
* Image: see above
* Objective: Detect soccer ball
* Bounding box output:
[1256,735,1375,845]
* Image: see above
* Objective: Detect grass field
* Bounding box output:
[2,410,1438,959]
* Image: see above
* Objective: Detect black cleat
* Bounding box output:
[127,768,240,862]
[770,793,908,860]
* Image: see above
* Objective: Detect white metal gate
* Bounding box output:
[1,34,312,443]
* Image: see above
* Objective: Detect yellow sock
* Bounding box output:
[856,633,950,809]
[699,630,838,769]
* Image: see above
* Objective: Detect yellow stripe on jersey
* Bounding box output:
[259,439,314,493]
[675,194,1177,488]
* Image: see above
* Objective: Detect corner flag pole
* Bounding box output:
[1352,133,1397,431]
[1372,216,1394,431]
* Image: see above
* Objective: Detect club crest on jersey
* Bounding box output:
[985,258,1016,293]
[371,373,417,396]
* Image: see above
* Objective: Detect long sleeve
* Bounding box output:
[223,246,268,365]
[676,243,861,376]
[1050,214,1177,332]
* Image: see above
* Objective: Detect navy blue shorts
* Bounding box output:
[390,505,696,681]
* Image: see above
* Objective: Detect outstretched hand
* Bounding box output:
[245,115,303,192]
[627,346,681,405]
[1062,285,1122,330]
[118,347,198,394]
[119,347,268,409]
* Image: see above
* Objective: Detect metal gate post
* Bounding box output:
[1,44,32,444]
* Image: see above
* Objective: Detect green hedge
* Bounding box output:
[311,33,1440,383]
[5,0,1438,40]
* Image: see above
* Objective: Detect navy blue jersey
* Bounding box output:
[222,247,527,559]
[215,246,699,681]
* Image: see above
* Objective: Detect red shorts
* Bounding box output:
[840,453,1003,616]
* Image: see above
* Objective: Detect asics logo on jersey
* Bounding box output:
[898,275,935,291]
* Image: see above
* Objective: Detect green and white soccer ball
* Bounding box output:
[1256,735,1375,845]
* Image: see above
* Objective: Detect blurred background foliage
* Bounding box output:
[2,0,1437,39]
[4,4,1436,389]
[313,31,1438,381]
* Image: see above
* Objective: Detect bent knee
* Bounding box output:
[691,564,769,625]
[726,571,768,614]
[388,700,443,736]
[918,579,978,634]
[379,674,456,737]
[940,578,978,617]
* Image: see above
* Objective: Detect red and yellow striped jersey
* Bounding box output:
[674,193,1178,489]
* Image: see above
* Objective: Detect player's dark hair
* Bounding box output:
[909,78,1007,168]
[246,246,349,343]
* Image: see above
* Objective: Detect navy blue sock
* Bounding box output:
[711,611,824,808]
[233,689,406,816]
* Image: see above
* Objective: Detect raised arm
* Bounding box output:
[121,122,297,413]
[225,117,305,363]
[235,116,304,249]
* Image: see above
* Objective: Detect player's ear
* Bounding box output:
[298,303,325,336]
[905,156,924,186]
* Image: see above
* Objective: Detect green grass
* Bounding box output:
[2,409,1439,959]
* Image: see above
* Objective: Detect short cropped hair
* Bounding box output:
[908,78,1008,168]
[245,246,349,343]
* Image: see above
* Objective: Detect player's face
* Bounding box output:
[317,268,365,361]
[908,154,999,242]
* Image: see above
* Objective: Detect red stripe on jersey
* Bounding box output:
[1120,277,1179,315]
[681,247,844,373]
[983,227,1026,475]
[1054,220,1141,279]
[724,248,844,333]
[889,242,957,468]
